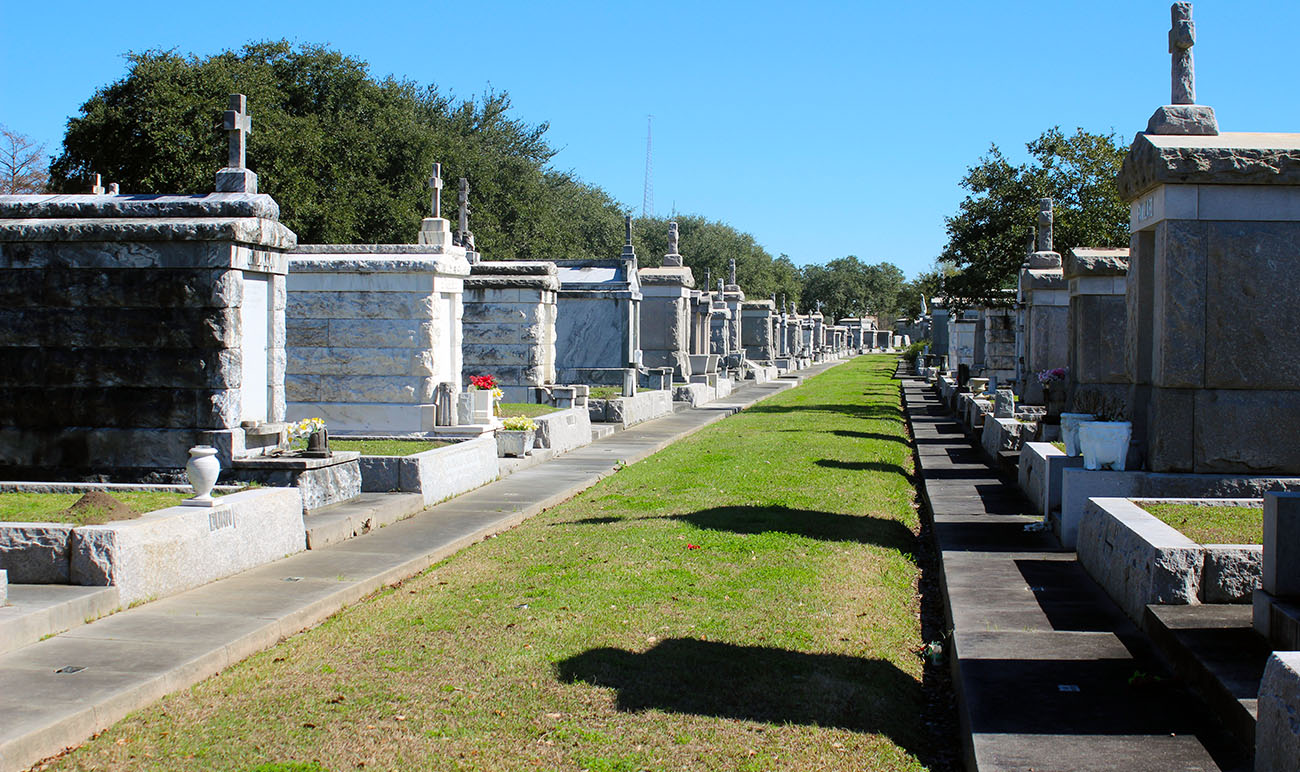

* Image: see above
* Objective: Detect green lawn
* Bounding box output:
[587,386,621,400]
[331,439,454,457]
[1142,502,1263,545]
[47,355,941,771]
[497,403,561,419]
[0,491,188,525]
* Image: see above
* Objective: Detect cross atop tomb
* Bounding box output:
[89,173,105,195]
[224,95,252,168]
[428,163,444,218]
[621,215,636,258]
[1145,3,1217,136]
[1170,2,1196,105]
[1037,198,1053,252]
[215,94,258,192]
[456,177,475,250]
[668,221,679,254]
[728,258,737,287]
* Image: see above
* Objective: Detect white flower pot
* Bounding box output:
[496,429,535,458]
[1077,421,1132,471]
[968,377,989,395]
[470,389,494,424]
[1060,413,1098,457]
[184,445,220,507]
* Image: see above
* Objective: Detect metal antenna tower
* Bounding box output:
[641,115,654,219]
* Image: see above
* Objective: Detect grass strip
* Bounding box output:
[47,355,934,771]
[330,439,454,456]
[1142,502,1263,545]
[497,403,560,419]
[0,491,188,525]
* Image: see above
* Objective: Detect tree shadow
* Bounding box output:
[554,516,622,526]
[555,638,926,757]
[829,429,907,444]
[815,458,911,478]
[745,403,904,423]
[666,505,916,555]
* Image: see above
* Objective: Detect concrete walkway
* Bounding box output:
[0,363,841,772]
[902,376,1249,771]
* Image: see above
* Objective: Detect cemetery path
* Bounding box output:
[0,366,830,772]
[901,376,1250,771]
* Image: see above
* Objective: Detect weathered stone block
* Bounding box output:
[1263,492,1300,597]
[317,375,431,403]
[0,523,74,582]
[287,291,432,320]
[327,319,432,349]
[1146,387,1195,473]
[1194,389,1300,474]
[1076,497,1203,624]
[1256,652,1300,771]
[287,346,424,377]
[1201,545,1262,604]
[287,318,329,347]
[1152,220,1206,388]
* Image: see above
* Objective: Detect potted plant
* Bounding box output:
[1036,367,1068,420]
[1076,393,1132,471]
[287,417,329,457]
[496,415,538,458]
[468,375,502,422]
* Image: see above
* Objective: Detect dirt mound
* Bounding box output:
[61,491,139,526]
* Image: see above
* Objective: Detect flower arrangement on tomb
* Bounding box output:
[468,375,497,390]
[501,415,538,432]
[1036,368,1067,386]
[288,417,326,440]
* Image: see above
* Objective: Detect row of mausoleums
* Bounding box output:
[0,116,892,484]
[914,5,1300,764]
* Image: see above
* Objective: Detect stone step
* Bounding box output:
[590,424,617,442]
[497,447,557,479]
[1144,603,1269,750]
[303,492,426,550]
[0,584,120,657]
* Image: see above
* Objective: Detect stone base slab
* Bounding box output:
[357,436,498,507]
[0,488,304,605]
[532,408,592,456]
[1018,441,1083,516]
[1077,497,1263,625]
[588,390,674,429]
[1057,469,1300,550]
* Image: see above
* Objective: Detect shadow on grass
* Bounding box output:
[746,403,904,423]
[556,638,924,753]
[828,429,908,443]
[815,458,911,479]
[666,505,916,555]
[557,516,623,526]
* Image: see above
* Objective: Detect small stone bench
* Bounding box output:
[588,389,674,429]
[358,435,498,506]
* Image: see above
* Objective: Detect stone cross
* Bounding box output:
[816,300,823,313]
[668,221,679,254]
[717,278,724,295]
[89,173,104,195]
[728,258,737,286]
[704,268,710,288]
[1025,227,1036,256]
[1170,2,1196,105]
[1037,198,1053,252]
[428,163,443,218]
[223,94,252,169]
[456,177,474,249]
[624,215,633,245]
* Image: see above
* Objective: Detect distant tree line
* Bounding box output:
[41,41,920,321]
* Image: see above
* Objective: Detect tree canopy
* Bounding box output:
[940,127,1130,307]
[48,41,626,258]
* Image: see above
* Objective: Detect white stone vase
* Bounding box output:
[470,389,495,424]
[184,445,220,507]
[1077,421,1132,471]
[1060,413,1098,457]
[495,429,535,458]
[968,377,989,395]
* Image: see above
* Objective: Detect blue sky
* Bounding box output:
[3,1,1299,278]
